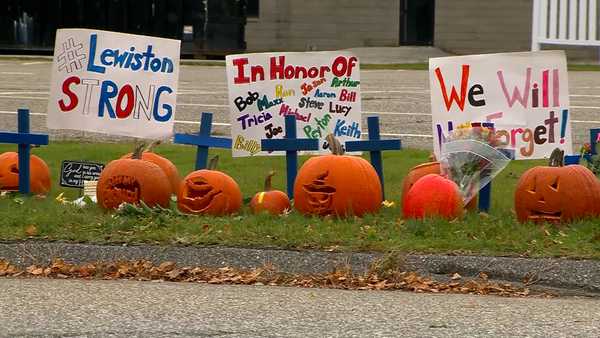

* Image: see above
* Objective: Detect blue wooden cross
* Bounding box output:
[477,148,515,212]
[261,115,319,199]
[173,112,232,170]
[345,116,401,199]
[0,109,49,194]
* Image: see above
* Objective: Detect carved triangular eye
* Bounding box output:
[9,165,18,174]
[528,178,536,194]
[549,177,559,191]
[316,171,329,181]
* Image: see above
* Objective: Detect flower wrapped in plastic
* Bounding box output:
[439,123,511,205]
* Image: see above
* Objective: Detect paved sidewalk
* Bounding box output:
[1,278,598,338]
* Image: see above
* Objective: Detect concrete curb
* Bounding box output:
[0,241,598,294]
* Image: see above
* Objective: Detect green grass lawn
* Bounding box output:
[0,142,598,259]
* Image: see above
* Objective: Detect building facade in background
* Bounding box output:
[1,0,598,60]
[247,0,598,60]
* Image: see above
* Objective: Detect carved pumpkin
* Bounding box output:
[515,148,600,224]
[121,141,180,195]
[0,152,51,194]
[403,174,464,220]
[401,160,477,210]
[250,171,290,215]
[97,144,171,209]
[177,156,242,216]
[294,134,382,217]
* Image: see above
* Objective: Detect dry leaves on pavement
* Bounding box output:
[0,258,548,297]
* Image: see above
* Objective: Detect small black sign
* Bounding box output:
[60,160,105,188]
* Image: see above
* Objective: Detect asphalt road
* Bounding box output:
[1,59,600,150]
[0,278,598,337]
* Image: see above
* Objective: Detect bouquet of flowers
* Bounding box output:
[439,123,511,205]
[580,142,600,176]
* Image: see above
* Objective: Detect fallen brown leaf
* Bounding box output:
[25,224,38,236]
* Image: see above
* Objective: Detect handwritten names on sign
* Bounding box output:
[226,51,361,157]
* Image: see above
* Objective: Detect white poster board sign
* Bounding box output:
[226,51,361,157]
[429,51,571,160]
[47,29,180,139]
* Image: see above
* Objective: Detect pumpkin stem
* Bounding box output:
[325,133,345,155]
[549,148,565,167]
[264,171,276,191]
[208,155,219,170]
[132,143,146,160]
[146,140,161,152]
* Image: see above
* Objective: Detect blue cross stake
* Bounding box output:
[0,109,49,194]
[345,116,401,200]
[477,148,515,212]
[261,115,319,199]
[173,112,232,170]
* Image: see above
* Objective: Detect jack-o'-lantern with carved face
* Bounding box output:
[515,149,600,224]
[0,152,51,194]
[177,156,242,216]
[293,135,382,217]
[97,145,171,210]
[120,141,181,195]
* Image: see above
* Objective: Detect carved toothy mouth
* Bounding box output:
[0,166,20,191]
[183,179,222,212]
[106,175,141,204]
[528,210,562,223]
[302,171,336,215]
[0,177,18,191]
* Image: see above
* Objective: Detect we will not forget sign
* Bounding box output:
[429,51,571,160]
[47,29,181,139]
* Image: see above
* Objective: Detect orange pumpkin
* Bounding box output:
[177,156,242,216]
[401,160,477,210]
[403,174,464,220]
[97,144,171,209]
[250,171,290,215]
[0,152,51,195]
[514,148,600,224]
[121,141,180,195]
[294,134,382,217]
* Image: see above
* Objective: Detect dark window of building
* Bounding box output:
[247,0,259,18]
[400,0,434,46]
